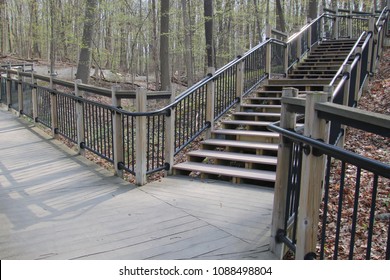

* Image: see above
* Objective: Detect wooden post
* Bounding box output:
[354,47,363,102]
[270,87,299,259]
[307,18,312,51]
[348,9,353,38]
[164,86,176,176]
[50,75,58,138]
[284,43,289,77]
[235,59,245,104]
[371,15,380,74]
[31,72,38,122]
[296,34,302,62]
[6,69,11,109]
[135,87,147,186]
[75,79,85,156]
[333,8,339,40]
[295,91,328,260]
[17,70,23,116]
[367,17,376,76]
[205,67,215,139]
[266,24,272,77]
[112,85,124,178]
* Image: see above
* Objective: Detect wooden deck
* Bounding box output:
[0,108,276,260]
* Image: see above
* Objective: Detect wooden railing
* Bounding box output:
[1,6,388,187]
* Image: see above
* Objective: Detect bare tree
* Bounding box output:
[76,0,98,84]
[160,0,170,90]
[181,0,194,86]
[275,0,286,32]
[204,0,214,68]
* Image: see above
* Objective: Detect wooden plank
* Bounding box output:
[213,129,279,138]
[221,120,272,126]
[0,109,276,260]
[188,150,277,165]
[174,162,276,182]
[201,139,279,150]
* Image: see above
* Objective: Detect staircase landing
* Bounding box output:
[0,108,276,260]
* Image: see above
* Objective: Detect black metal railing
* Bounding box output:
[1,5,388,185]
[269,112,390,259]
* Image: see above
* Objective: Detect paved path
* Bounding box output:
[0,108,276,260]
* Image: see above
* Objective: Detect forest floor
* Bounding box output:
[317,48,390,260]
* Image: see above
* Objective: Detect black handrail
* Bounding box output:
[268,123,390,178]
[329,31,367,87]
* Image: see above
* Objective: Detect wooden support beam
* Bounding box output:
[49,75,58,139]
[6,70,11,109]
[164,87,176,176]
[112,85,124,178]
[135,87,147,186]
[206,67,215,139]
[333,8,339,40]
[295,91,328,260]
[236,59,245,104]
[31,72,38,122]
[17,70,23,116]
[75,79,85,157]
[354,47,363,102]
[270,87,298,259]
[266,25,272,76]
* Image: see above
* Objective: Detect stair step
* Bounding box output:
[232,112,281,120]
[213,129,279,138]
[267,78,332,85]
[241,104,281,109]
[222,120,272,127]
[173,162,276,182]
[187,150,277,165]
[287,74,337,79]
[201,139,279,151]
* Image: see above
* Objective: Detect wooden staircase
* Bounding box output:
[173,39,360,187]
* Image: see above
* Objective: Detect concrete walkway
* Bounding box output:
[0,108,276,260]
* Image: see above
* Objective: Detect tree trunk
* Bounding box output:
[275,0,286,33]
[308,0,318,20]
[49,0,56,75]
[0,0,6,54]
[151,0,160,88]
[204,0,214,68]
[76,0,98,84]
[160,0,170,90]
[181,0,194,86]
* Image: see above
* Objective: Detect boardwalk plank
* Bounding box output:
[0,108,276,260]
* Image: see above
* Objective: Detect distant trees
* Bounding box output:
[1,0,385,87]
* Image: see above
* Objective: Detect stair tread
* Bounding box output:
[188,150,277,165]
[174,162,276,182]
[213,129,279,138]
[241,104,281,108]
[201,139,279,150]
[222,120,272,126]
[233,112,281,117]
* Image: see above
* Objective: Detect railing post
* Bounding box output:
[235,59,245,105]
[164,86,176,176]
[135,87,147,186]
[348,9,353,38]
[296,34,302,62]
[6,68,11,109]
[112,85,124,178]
[50,74,58,138]
[31,72,38,122]
[334,8,339,40]
[368,17,376,75]
[270,87,299,259]
[17,69,23,116]
[307,18,312,51]
[371,16,379,74]
[266,24,272,77]
[75,79,85,157]
[206,67,215,139]
[354,47,363,102]
[284,43,289,77]
[296,91,328,260]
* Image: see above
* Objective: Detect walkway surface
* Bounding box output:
[0,108,276,260]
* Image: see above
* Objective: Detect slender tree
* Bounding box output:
[160,0,170,90]
[204,0,214,68]
[181,0,194,86]
[308,0,318,20]
[76,0,98,83]
[275,0,286,32]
